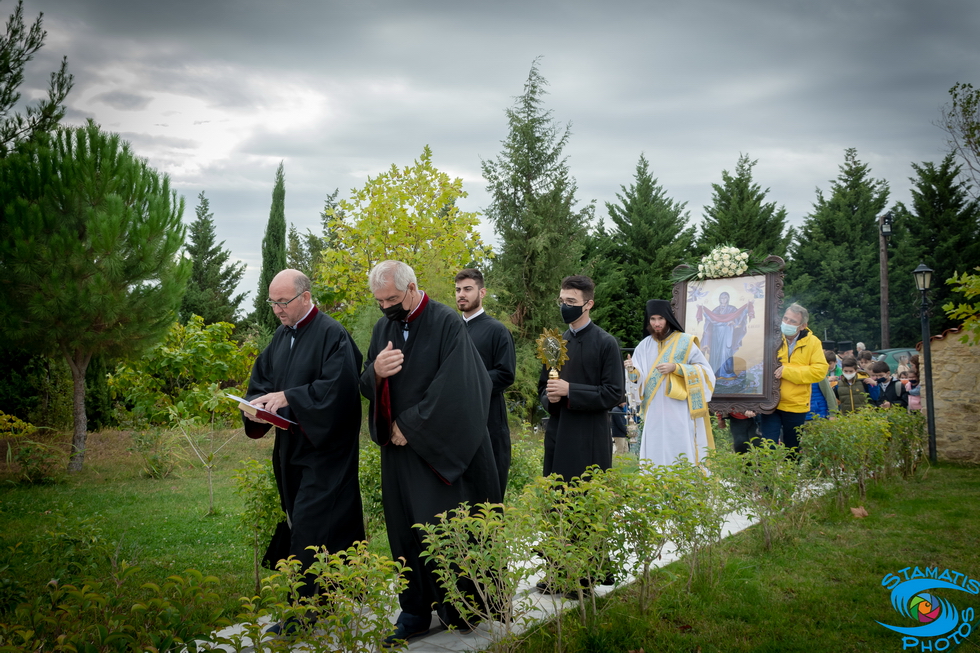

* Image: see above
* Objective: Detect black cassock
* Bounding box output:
[360,295,501,617]
[465,311,516,493]
[538,320,625,481]
[245,307,365,584]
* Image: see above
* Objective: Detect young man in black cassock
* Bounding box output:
[243,269,365,634]
[360,260,501,645]
[540,275,625,482]
[455,268,516,494]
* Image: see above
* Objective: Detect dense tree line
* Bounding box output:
[3,6,978,470]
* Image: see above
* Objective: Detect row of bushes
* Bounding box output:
[0,408,925,651]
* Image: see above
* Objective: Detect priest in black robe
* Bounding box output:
[243,269,365,604]
[360,260,501,643]
[455,268,516,494]
[540,275,625,481]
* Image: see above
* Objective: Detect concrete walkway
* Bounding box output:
[209,511,756,652]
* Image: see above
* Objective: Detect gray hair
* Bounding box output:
[292,271,312,295]
[369,260,417,292]
[786,302,809,326]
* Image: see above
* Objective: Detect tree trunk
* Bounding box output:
[64,351,92,472]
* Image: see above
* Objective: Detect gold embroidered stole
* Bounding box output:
[639,332,716,464]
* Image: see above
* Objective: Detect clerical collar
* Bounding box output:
[570,319,592,335]
[405,291,427,324]
[463,307,485,322]
[292,305,317,331]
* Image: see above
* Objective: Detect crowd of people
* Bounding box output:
[238,263,922,643]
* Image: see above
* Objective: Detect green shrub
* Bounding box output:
[419,502,537,648]
[109,317,257,426]
[358,439,385,536]
[129,427,184,479]
[799,409,891,503]
[506,422,544,501]
[233,458,285,594]
[708,441,818,550]
[882,408,927,478]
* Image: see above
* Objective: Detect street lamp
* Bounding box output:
[913,262,937,463]
[879,212,893,348]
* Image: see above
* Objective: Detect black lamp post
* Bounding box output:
[913,262,937,463]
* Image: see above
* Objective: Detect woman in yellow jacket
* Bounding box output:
[759,303,830,451]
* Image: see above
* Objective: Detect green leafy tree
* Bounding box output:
[180,191,246,325]
[945,267,980,345]
[287,188,342,280]
[889,154,980,345]
[587,154,695,344]
[109,316,257,426]
[251,162,287,334]
[0,0,73,156]
[938,82,980,197]
[697,154,794,259]
[0,122,190,471]
[785,149,889,347]
[482,60,593,340]
[316,145,490,328]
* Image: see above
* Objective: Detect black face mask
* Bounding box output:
[560,303,584,324]
[381,289,411,322]
[382,303,410,322]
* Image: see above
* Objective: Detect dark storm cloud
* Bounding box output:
[94,90,153,111]
[18,0,980,303]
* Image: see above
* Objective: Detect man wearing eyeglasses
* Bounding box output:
[540,275,625,483]
[243,269,365,634]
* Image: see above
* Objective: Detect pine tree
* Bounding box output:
[0,0,73,156]
[252,162,287,334]
[698,154,794,259]
[889,154,980,345]
[784,149,889,348]
[287,188,340,280]
[0,122,190,471]
[179,192,246,325]
[588,154,695,344]
[481,60,593,340]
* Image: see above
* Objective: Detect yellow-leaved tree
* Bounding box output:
[315,146,491,330]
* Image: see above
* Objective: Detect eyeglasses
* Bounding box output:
[266,291,304,308]
[556,299,581,307]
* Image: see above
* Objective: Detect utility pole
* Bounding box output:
[879,212,892,349]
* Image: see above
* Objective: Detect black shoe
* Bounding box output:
[382,612,431,648]
[536,580,560,595]
[601,572,616,586]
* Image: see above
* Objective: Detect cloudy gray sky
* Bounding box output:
[16,0,980,305]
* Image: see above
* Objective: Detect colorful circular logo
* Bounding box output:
[910,593,942,624]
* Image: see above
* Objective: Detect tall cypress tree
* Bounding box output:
[588,153,695,345]
[889,154,980,345]
[785,149,889,347]
[0,122,190,471]
[481,60,593,340]
[698,154,794,259]
[180,191,246,325]
[252,162,287,334]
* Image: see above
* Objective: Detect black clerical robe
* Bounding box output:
[244,307,365,582]
[465,311,516,494]
[539,320,625,481]
[360,295,501,617]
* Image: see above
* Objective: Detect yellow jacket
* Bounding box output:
[776,329,828,413]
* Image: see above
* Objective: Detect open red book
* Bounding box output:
[225,393,297,431]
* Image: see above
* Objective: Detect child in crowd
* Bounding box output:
[807,350,839,421]
[870,360,907,409]
[904,369,922,411]
[717,410,761,454]
[834,356,878,414]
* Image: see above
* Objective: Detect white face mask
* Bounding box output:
[843,372,857,380]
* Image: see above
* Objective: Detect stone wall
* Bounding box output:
[920,328,980,464]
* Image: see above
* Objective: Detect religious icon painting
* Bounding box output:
[671,255,785,415]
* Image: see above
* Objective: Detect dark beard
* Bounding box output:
[653,327,673,342]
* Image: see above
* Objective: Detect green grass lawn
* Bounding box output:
[2,428,978,652]
[515,464,980,653]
